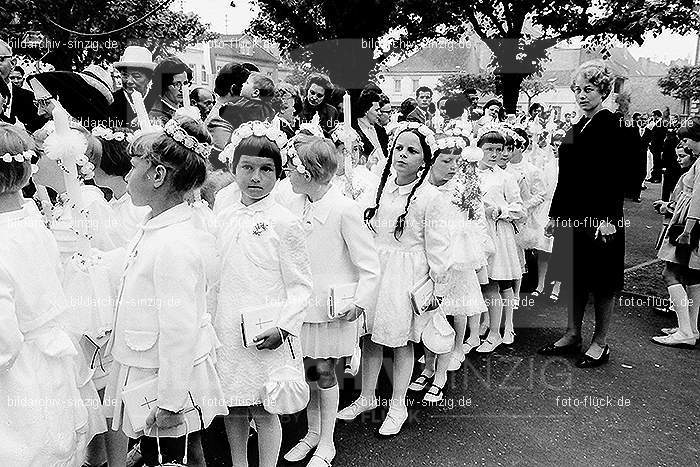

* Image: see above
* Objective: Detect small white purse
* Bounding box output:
[262,336,310,415]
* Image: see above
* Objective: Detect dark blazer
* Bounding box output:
[108,89,138,129]
[11,85,42,132]
[220,96,276,130]
[549,108,626,294]
[353,121,389,159]
[295,100,338,137]
[406,107,432,127]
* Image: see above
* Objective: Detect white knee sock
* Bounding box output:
[502,288,515,333]
[668,284,693,336]
[304,383,321,444]
[687,284,700,335]
[316,385,339,458]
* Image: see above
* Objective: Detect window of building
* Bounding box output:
[613,78,624,94]
[201,65,208,84]
[394,78,401,93]
[412,79,419,93]
[681,98,690,116]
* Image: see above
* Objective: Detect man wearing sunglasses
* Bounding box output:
[0,40,41,131]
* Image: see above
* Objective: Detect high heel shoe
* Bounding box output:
[575,345,610,368]
[537,338,581,356]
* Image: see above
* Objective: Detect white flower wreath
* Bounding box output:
[220,120,288,165]
[91,126,134,143]
[330,124,361,150]
[282,143,309,175]
[1,149,39,174]
[389,121,438,154]
[163,119,212,159]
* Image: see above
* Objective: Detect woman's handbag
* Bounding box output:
[262,335,310,415]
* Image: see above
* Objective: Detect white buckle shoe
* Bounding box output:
[476,335,503,353]
[463,339,480,355]
[336,396,378,421]
[446,352,463,371]
[283,437,318,462]
[661,327,700,339]
[651,331,697,348]
[378,405,408,436]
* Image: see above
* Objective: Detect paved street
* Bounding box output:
[203,183,699,467]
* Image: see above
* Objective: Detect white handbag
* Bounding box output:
[154,419,189,467]
[262,336,310,415]
[421,309,456,354]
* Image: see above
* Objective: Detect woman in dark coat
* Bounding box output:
[539,60,625,368]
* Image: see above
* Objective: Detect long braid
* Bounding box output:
[393,133,436,240]
[364,132,398,232]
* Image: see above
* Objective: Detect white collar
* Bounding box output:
[142,202,191,231]
[387,176,420,196]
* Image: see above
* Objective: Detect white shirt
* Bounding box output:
[109,192,149,243]
[213,182,241,216]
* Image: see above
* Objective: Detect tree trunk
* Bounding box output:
[499,73,526,114]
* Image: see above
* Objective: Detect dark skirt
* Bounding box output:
[549,225,625,295]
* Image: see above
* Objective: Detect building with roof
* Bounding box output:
[378,35,686,117]
[209,34,281,81]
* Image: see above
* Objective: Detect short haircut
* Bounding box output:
[241,62,260,72]
[231,135,284,178]
[294,134,338,184]
[214,62,250,97]
[484,99,502,110]
[248,72,275,99]
[128,115,210,193]
[416,86,432,98]
[571,59,613,99]
[444,96,467,119]
[153,56,191,96]
[399,98,418,118]
[189,87,213,102]
[357,89,382,117]
[477,131,506,147]
[12,66,25,76]
[529,103,543,115]
[653,109,663,118]
[378,93,391,107]
[0,123,35,194]
[92,129,133,177]
[306,74,332,94]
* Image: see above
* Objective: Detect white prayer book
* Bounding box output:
[409,274,434,316]
[121,376,201,433]
[328,282,358,320]
[240,303,283,347]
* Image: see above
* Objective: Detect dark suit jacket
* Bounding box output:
[108,89,138,129]
[11,85,42,132]
[406,107,432,127]
[353,121,389,159]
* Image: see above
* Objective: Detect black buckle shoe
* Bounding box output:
[538,339,582,356]
[575,345,610,368]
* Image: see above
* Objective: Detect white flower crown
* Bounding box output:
[1,149,39,175]
[283,143,309,175]
[331,124,361,150]
[389,120,438,154]
[91,126,134,143]
[219,120,289,165]
[477,122,526,147]
[462,146,484,163]
[163,119,212,159]
[436,136,468,151]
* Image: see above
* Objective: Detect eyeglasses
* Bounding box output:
[380,109,393,115]
[170,81,189,89]
[33,98,53,108]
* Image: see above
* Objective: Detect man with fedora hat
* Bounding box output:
[0,39,41,131]
[109,45,155,128]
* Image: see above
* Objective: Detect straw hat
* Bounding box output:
[78,64,114,105]
[113,46,155,72]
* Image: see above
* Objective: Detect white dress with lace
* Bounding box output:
[214,194,313,407]
[367,177,452,347]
